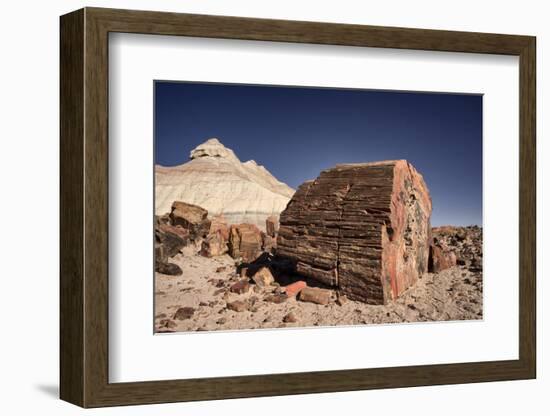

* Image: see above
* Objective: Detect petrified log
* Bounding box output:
[299,287,333,305]
[209,214,230,241]
[277,160,432,304]
[155,223,188,258]
[228,224,263,263]
[261,232,276,252]
[170,201,211,240]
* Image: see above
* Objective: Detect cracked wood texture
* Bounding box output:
[277,160,431,304]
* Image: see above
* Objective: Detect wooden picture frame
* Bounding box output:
[60,7,536,408]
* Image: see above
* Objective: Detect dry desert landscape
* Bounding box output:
[154,139,483,333]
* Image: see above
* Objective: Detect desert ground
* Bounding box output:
[154,140,482,333]
[155,226,482,333]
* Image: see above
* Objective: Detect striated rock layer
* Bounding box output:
[277,160,432,304]
[155,138,295,229]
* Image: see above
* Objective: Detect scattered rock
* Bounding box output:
[200,231,228,257]
[432,225,482,272]
[158,222,190,241]
[208,279,225,288]
[156,261,183,276]
[283,312,297,323]
[299,287,333,305]
[216,266,227,273]
[228,224,263,262]
[157,213,170,225]
[251,266,275,287]
[283,280,307,297]
[227,300,248,312]
[264,293,288,304]
[155,225,187,258]
[230,279,251,295]
[277,160,432,304]
[336,293,348,306]
[209,214,230,241]
[428,243,457,273]
[159,319,177,329]
[216,317,227,325]
[173,307,195,320]
[170,201,210,240]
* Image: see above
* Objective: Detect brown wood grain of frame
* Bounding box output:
[60,7,536,408]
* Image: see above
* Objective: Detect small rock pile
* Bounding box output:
[431,225,483,291]
[155,201,282,275]
[155,201,211,275]
[223,259,337,316]
[432,226,482,272]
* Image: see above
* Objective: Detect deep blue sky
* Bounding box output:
[155,81,482,226]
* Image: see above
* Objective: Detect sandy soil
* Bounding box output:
[154,248,483,333]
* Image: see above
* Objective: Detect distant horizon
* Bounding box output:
[155,81,482,227]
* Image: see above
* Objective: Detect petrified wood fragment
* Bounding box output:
[277,160,432,304]
[428,243,457,273]
[228,224,263,263]
[170,201,211,240]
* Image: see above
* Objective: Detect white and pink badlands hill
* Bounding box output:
[155,138,295,228]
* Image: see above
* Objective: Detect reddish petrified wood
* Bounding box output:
[228,224,263,263]
[200,231,228,257]
[277,160,432,304]
[209,214,230,241]
[428,243,457,272]
[283,281,307,297]
[169,201,211,240]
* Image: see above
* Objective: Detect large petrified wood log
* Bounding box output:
[277,160,432,304]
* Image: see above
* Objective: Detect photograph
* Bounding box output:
[153,81,483,333]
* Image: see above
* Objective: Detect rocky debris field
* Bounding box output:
[432,225,483,286]
[153,159,483,333]
[154,226,483,333]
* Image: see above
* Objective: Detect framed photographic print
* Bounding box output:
[60,7,536,408]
